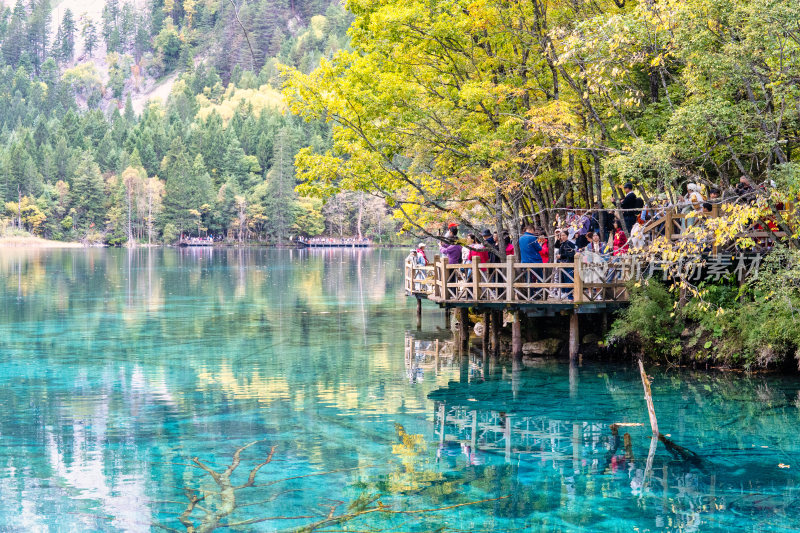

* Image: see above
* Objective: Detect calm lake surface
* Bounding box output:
[1,248,799,532]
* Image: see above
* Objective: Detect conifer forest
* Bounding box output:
[0,0,397,245]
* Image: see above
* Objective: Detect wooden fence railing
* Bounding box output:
[405,204,794,307]
[406,255,633,305]
[642,206,791,252]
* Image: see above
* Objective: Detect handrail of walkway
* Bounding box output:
[406,203,793,306]
[406,254,633,305]
[642,206,791,246]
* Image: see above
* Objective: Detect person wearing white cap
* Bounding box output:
[683,183,705,228]
[415,243,429,265]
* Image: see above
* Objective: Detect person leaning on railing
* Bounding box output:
[416,243,429,265]
[406,249,427,291]
[465,234,489,263]
[461,234,489,291]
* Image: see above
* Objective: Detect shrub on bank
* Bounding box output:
[609,247,800,370]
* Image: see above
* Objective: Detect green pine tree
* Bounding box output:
[56,9,76,63]
[262,127,298,244]
[70,153,105,231]
[162,140,213,235]
[81,16,98,57]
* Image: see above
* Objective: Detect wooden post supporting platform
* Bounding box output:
[458,307,470,349]
[573,253,584,302]
[505,255,514,303]
[472,256,480,300]
[491,310,501,356]
[569,311,579,361]
[416,296,422,330]
[440,257,449,303]
[482,311,490,347]
[511,312,522,359]
[665,211,674,241]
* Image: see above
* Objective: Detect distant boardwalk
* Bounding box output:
[297,237,371,248]
[179,237,214,247]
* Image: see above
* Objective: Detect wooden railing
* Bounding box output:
[406,255,633,305]
[405,262,436,294]
[405,204,794,307]
[643,206,791,251]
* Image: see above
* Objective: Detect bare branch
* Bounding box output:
[237,445,277,489]
[227,0,256,70]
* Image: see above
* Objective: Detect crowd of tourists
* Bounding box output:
[404,178,780,302]
[404,177,777,268]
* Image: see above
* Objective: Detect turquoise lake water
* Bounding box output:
[1,247,799,532]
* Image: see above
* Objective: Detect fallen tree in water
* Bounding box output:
[153,440,509,533]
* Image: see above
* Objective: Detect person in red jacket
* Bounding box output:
[612,219,628,256]
[538,232,549,262]
[504,234,514,256]
[465,234,490,263]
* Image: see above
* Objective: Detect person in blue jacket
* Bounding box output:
[519,223,542,263]
[518,223,543,298]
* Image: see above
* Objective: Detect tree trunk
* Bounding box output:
[356,192,364,239]
[495,188,506,259]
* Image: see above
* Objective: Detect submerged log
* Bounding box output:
[638,359,659,436]
[658,434,707,469]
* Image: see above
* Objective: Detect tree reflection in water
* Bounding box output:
[158,437,509,533]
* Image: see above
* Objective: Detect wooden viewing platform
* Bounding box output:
[179,237,214,247]
[405,254,631,358]
[405,208,788,313]
[405,206,789,358]
[405,254,632,313]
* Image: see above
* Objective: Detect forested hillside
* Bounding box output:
[0,0,397,244]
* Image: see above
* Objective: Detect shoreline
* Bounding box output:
[0,236,84,248]
[0,238,413,249]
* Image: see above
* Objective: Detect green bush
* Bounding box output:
[161,223,179,244]
[610,249,800,370]
[609,280,683,359]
